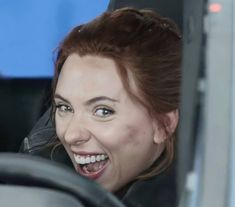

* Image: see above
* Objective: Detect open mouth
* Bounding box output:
[74,153,109,180]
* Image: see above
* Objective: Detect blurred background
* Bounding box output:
[0,0,109,77]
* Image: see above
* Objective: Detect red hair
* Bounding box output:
[53,7,182,179]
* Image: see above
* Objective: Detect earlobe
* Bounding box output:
[152,119,166,144]
[153,127,166,144]
[152,109,179,144]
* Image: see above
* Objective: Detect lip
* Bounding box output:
[75,159,110,180]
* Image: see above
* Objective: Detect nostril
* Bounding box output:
[73,139,89,145]
[64,127,91,145]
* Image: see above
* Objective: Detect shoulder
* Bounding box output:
[19,107,73,168]
[122,165,177,207]
[19,107,56,154]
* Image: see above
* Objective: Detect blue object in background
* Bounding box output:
[0,0,109,77]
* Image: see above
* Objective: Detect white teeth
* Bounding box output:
[80,157,85,165]
[101,154,105,160]
[74,154,108,165]
[85,157,90,163]
[96,155,101,162]
[91,156,96,163]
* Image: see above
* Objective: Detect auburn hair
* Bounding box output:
[52,7,182,180]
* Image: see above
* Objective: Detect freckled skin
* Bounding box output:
[54,54,164,192]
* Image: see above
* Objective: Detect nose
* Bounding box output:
[64,116,91,145]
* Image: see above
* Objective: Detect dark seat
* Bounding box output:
[0,78,52,152]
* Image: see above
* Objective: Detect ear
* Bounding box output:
[153,109,179,144]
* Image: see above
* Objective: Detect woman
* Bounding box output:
[21,7,182,207]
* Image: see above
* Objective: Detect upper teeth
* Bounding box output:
[74,154,108,165]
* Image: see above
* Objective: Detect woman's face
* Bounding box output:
[54,54,164,192]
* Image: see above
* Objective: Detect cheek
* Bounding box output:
[121,125,144,146]
[98,122,150,151]
[121,113,155,145]
[55,115,67,143]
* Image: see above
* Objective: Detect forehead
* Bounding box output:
[60,54,120,82]
[55,54,130,99]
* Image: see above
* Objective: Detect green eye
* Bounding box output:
[56,104,73,114]
[94,107,114,118]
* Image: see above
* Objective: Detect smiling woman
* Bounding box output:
[20,7,182,207]
[54,54,167,192]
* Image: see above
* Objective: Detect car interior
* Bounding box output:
[0,0,213,206]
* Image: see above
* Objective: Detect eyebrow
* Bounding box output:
[85,96,119,105]
[54,94,70,104]
[54,94,119,106]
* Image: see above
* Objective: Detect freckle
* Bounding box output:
[124,125,134,140]
[124,125,141,146]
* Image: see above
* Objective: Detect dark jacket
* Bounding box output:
[20,108,177,207]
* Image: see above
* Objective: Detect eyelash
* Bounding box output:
[55,103,73,114]
[54,103,115,119]
[93,106,115,118]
